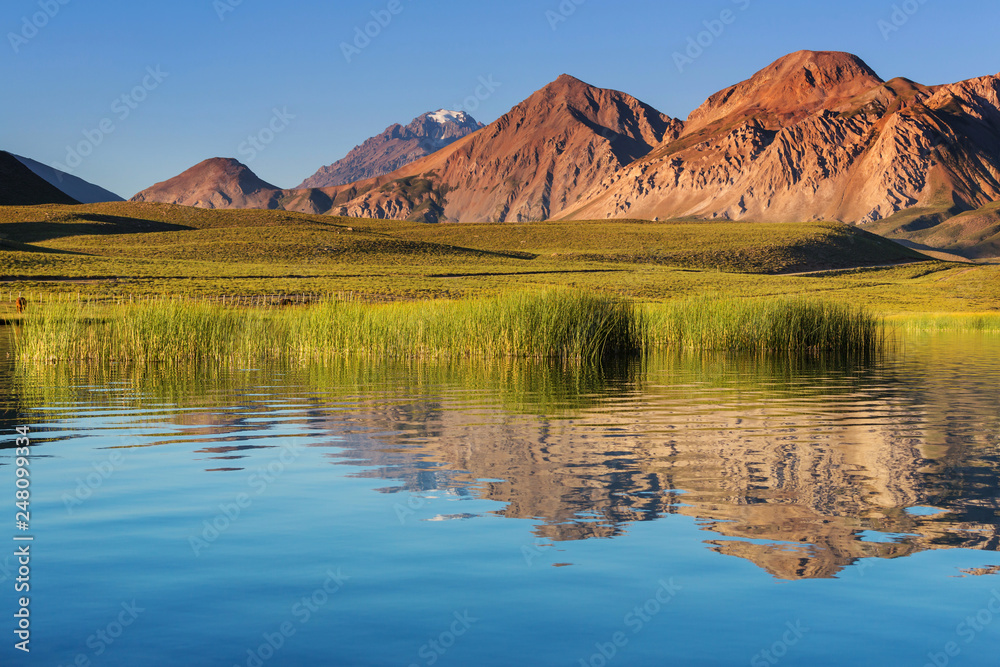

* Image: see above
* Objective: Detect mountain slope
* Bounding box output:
[13,154,123,203]
[297,110,484,188]
[682,50,884,135]
[133,75,681,223]
[562,51,1000,244]
[0,151,79,206]
[125,53,1000,257]
[327,74,681,222]
[868,200,1000,259]
[130,158,284,209]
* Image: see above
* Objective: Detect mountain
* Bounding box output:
[682,50,884,135]
[0,151,79,205]
[127,54,1000,256]
[11,154,123,203]
[297,110,484,188]
[561,51,1000,257]
[133,75,681,223]
[131,158,284,209]
[317,74,681,222]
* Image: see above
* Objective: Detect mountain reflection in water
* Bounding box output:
[8,332,999,581]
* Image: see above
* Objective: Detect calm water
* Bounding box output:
[2,333,999,666]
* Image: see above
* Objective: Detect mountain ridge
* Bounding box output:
[13,154,124,203]
[126,52,1000,257]
[131,75,681,224]
[0,151,79,206]
[297,109,485,189]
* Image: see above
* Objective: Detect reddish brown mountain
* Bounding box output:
[319,74,681,222]
[297,110,484,189]
[128,54,1000,256]
[131,75,679,223]
[562,51,1000,258]
[682,50,884,135]
[131,158,283,209]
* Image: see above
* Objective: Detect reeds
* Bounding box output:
[10,291,886,363]
[11,291,640,363]
[643,296,886,354]
[888,312,1000,333]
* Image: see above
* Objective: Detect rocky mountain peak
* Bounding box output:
[685,50,885,134]
[296,110,484,189]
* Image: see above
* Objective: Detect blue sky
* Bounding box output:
[2,0,998,197]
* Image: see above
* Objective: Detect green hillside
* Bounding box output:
[0,201,995,313]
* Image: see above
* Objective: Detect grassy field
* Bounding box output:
[0,201,997,315]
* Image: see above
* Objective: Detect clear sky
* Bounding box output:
[2,0,998,197]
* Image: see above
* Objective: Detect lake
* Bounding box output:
[2,332,999,666]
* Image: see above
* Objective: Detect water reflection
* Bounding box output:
[6,333,1000,581]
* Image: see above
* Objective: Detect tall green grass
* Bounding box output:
[12,291,640,363]
[10,291,885,363]
[644,297,886,354]
[888,312,1000,333]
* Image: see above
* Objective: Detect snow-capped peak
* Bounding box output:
[428,109,467,124]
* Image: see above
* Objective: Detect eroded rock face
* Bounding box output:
[325,74,681,222]
[563,52,1000,228]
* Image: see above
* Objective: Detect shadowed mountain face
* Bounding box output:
[12,154,123,203]
[0,151,79,206]
[297,110,485,189]
[867,200,1000,259]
